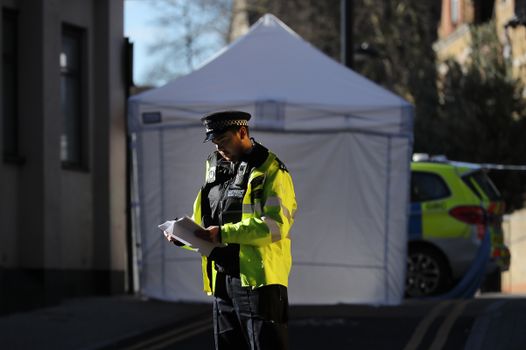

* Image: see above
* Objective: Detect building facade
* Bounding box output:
[495,0,526,84]
[435,0,526,85]
[0,0,127,314]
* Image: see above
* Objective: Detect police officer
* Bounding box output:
[166,110,297,350]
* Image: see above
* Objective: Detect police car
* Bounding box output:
[406,154,510,297]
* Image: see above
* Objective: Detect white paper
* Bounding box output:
[159,216,224,256]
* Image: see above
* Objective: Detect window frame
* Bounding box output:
[2,7,24,164]
[60,23,89,171]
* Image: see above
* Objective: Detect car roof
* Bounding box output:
[411,160,482,175]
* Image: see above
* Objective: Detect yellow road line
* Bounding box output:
[121,316,212,350]
[146,322,212,350]
[403,300,453,350]
[429,300,469,350]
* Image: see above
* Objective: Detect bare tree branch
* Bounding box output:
[143,0,233,85]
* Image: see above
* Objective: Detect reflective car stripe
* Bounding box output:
[409,202,423,240]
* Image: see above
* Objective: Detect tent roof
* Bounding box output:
[130,14,412,135]
[132,14,409,110]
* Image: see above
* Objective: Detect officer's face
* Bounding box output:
[212,129,244,162]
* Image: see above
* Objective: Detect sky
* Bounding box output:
[124,0,228,87]
[124,0,165,86]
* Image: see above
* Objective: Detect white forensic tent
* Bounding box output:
[128,14,413,305]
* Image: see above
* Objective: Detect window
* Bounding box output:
[451,0,459,23]
[2,8,21,162]
[463,171,501,200]
[411,172,451,202]
[475,0,494,23]
[516,0,526,18]
[255,100,285,129]
[60,24,86,168]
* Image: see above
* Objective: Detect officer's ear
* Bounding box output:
[239,126,249,140]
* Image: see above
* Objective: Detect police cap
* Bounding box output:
[201,110,251,142]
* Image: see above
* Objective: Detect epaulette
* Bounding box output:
[275,157,289,172]
[206,152,218,183]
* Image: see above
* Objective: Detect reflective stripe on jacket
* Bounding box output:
[192,150,297,294]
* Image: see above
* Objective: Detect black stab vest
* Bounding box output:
[200,141,269,276]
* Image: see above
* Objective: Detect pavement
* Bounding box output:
[0,295,211,350]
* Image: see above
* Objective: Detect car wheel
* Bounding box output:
[406,245,451,298]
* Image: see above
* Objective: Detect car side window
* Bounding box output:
[464,171,501,201]
[411,171,451,202]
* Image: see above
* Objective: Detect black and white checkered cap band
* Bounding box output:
[204,119,248,132]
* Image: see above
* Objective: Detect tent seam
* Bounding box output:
[136,131,147,293]
[384,136,392,302]
[160,130,166,298]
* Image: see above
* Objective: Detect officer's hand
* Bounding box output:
[194,226,220,243]
[163,231,184,246]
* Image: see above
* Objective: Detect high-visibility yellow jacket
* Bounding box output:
[192,147,297,294]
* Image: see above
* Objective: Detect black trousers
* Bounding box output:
[213,273,289,350]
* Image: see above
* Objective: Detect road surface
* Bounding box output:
[110,294,526,350]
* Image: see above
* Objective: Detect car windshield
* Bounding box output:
[463,170,501,201]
